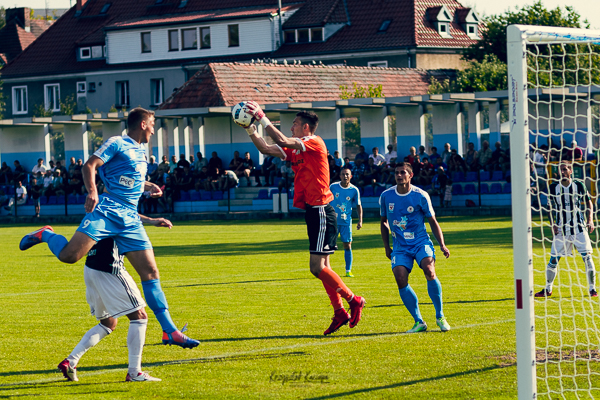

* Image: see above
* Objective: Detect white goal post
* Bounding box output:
[509,24,600,400]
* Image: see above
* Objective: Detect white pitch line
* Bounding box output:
[0,318,515,388]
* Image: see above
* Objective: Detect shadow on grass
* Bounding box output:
[305,364,513,399]
[370,297,514,308]
[170,277,310,288]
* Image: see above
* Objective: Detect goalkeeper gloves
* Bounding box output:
[244,101,272,129]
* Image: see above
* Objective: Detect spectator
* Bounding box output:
[67,157,77,179]
[194,152,208,172]
[532,144,548,191]
[0,162,12,184]
[428,147,441,165]
[32,158,47,178]
[229,151,245,178]
[188,154,195,169]
[177,153,190,170]
[333,151,344,169]
[433,156,448,171]
[179,166,194,192]
[369,147,386,167]
[219,170,239,191]
[448,150,467,174]
[4,180,27,215]
[147,155,158,182]
[13,160,26,184]
[55,161,68,179]
[407,146,418,165]
[417,145,428,160]
[195,166,211,191]
[241,152,255,187]
[0,188,7,206]
[351,158,367,188]
[53,170,66,198]
[48,160,56,172]
[441,143,452,165]
[444,179,453,208]
[258,155,274,187]
[355,145,369,164]
[158,176,175,213]
[169,155,178,172]
[364,158,381,187]
[30,177,42,217]
[68,165,84,195]
[464,142,479,171]
[208,151,223,179]
[157,155,170,181]
[279,160,294,191]
[427,167,448,208]
[490,141,508,172]
[478,140,493,171]
[380,144,397,184]
[42,170,55,197]
[563,139,583,161]
[417,157,435,186]
[343,156,352,168]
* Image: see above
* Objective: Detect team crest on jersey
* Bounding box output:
[389,203,395,212]
[346,196,351,201]
[335,192,339,198]
[407,206,414,213]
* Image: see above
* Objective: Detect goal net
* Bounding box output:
[508,25,600,399]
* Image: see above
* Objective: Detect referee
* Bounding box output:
[242,102,366,335]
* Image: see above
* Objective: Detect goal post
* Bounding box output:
[508,24,600,400]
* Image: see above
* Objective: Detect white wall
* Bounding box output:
[107,18,274,65]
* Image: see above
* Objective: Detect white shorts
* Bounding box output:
[84,266,145,320]
[550,231,593,257]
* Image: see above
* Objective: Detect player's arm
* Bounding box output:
[139,214,173,229]
[82,155,104,213]
[380,216,392,260]
[427,216,450,258]
[144,180,163,198]
[356,204,363,230]
[246,124,288,159]
[244,101,303,151]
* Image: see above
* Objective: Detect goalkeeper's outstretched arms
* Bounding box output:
[245,124,287,159]
[244,101,303,151]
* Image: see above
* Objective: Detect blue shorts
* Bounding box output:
[77,195,152,254]
[338,225,352,243]
[391,242,435,272]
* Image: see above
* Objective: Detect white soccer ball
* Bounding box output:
[232,101,255,128]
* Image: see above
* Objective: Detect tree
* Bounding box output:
[429,55,507,94]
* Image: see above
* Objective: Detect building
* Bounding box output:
[0,7,53,66]
[1,0,481,118]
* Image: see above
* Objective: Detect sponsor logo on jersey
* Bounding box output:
[403,232,415,240]
[389,203,394,212]
[392,256,396,264]
[400,216,408,230]
[119,176,135,188]
[407,206,414,213]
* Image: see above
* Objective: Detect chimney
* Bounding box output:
[5,8,31,32]
[76,0,88,12]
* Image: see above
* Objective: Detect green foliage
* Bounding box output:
[50,131,65,162]
[85,106,93,114]
[33,104,53,117]
[59,94,77,116]
[109,104,118,112]
[88,130,103,154]
[340,82,385,99]
[428,55,508,93]
[342,117,361,155]
[463,1,587,63]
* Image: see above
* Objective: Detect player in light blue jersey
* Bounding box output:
[330,167,363,277]
[20,108,199,349]
[379,162,451,333]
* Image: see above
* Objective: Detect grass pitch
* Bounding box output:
[0,216,518,399]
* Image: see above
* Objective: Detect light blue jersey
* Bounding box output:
[94,135,148,207]
[379,185,434,250]
[330,182,361,227]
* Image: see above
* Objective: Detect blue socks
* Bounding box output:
[399,285,423,323]
[344,248,353,272]
[141,279,177,333]
[42,230,68,259]
[427,278,444,319]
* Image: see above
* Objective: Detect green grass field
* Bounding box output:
[0,216,520,399]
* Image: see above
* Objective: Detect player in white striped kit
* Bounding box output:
[536,162,597,298]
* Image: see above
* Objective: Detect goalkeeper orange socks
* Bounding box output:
[322,281,343,310]
[318,267,354,303]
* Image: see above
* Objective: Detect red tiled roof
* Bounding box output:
[159,62,455,109]
[0,20,37,64]
[415,0,478,47]
[106,4,301,30]
[0,53,7,65]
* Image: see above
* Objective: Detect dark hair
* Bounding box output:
[296,111,319,132]
[341,166,352,173]
[431,147,437,151]
[396,162,413,174]
[127,107,154,131]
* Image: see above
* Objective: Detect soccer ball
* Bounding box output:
[232,101,255,128]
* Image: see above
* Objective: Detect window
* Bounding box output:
[181,28,197,50]
[151,79,164,106]
[168,29,179,51]
[200,27,210,49]
[368,61,388,68]
[440,24,447,33]
[378,20,391,32]
[284,30,296,43]
[44,84,60,112]
[311,28,323,42]
[116,81,130,107]
[99,3,111,14]
[297,29,309,43]
[77,82,86,93]
[80,47,91,59]
[468,25,475,34]
[141,32,151,53]
[228,24,239,47]
[91,45,103,58]
[12,86,27,115]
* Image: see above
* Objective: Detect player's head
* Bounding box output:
[395,162,413,185]
[292,111,319,137]
[559,162,573,179]
[340,167,352,184]
[127,107,155,143]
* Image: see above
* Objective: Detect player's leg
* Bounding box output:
[576,232,597,296]
[418,248,450,332]
[392,262,426,333]
[20,225,95,264]
[321,255,350,335]
[536,236,566,297]
[339,225,354,277]
[125,249,199,349]
[124,308,160,382]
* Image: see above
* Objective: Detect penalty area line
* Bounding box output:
[1,318,515,387]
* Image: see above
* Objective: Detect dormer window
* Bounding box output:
[284,28,324,44]
[378,20,391,33]
[456,8,480,39]
[99,3,111,14]
[80,47,91,59]
[78,45,105,61]
[428,5,453,38]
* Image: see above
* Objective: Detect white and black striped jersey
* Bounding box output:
[549,180,591,235]
[85,238,125,275]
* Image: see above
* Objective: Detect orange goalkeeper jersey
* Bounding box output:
[280,135,334,210]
